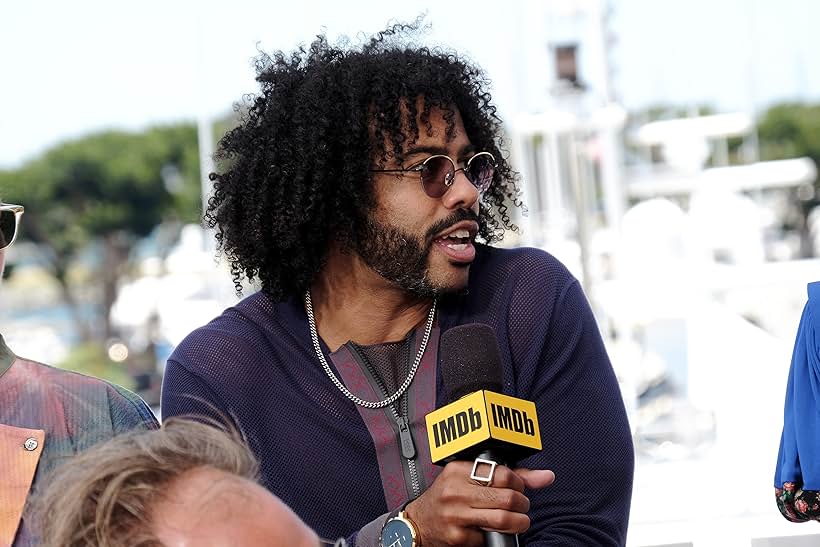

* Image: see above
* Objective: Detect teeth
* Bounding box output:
[446,229,470,239]
[447,243,468,251]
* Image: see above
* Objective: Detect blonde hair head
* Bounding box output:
[31,418,258,547]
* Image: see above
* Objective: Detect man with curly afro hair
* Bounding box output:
[162,21,633,547]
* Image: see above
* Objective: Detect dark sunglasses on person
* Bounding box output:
[0,203,24,250]
[371,151,497,199]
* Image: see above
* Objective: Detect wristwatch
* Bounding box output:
[380,499,419,547]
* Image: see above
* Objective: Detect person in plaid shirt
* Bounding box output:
[0,199,158,546]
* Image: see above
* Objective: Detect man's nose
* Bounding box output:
[440,168,479,211]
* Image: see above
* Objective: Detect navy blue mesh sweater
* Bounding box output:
[161,244,634,545]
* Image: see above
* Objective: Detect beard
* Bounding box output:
[353,209,479,299]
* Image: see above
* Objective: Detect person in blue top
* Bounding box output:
[162,21,634,546]
[775,282,820,522]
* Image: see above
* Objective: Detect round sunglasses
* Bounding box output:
[371,151,496,199]
[0,204,24,250]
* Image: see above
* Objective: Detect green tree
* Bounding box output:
[0,123,201,342]
[756,103,820,257]
[757,103,820,173]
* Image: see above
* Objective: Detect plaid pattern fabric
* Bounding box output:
[0,335,158,546]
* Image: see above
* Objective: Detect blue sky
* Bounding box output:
[1,0,819,169]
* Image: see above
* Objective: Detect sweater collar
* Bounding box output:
[0,335,14,378]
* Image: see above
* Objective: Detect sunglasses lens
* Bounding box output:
[467,154,495,193]
[0,210,15,250]
[420,156,454,198]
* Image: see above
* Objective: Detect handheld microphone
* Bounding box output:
[425,324,542,547]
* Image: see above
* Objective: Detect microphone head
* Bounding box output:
[439,323,503,403]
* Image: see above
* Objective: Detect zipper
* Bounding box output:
[398,394,422,497]
[349,344,422,499]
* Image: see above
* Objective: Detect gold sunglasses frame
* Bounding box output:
[370,151,496,198]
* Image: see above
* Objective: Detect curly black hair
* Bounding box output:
[206,20,522,300]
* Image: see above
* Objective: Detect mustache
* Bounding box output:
[425,209,480,242]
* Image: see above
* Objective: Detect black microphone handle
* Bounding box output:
[475,449,520,547]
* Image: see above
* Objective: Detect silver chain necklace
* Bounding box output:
[304,291,437,409]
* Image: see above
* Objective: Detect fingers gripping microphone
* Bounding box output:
[426,324,542,547]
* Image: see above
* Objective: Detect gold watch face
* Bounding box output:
[381,516,415,547]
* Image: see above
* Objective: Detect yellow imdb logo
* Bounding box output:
[484,391,541,451]
[425,391,541,464]
[426,391,490,462]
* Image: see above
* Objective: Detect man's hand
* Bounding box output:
[404,462,555,546]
